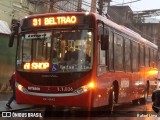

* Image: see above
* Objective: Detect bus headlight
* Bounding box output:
[74,82,95,95]
[18,84,23,91]
[16,82,28,93]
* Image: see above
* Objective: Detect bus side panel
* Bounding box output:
[92,71,147,107]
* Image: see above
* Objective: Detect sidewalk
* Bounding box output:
[0,92,34,112]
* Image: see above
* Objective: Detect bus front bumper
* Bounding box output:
[15,82,93,108]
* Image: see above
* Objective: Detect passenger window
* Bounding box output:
[132,42,139,72]
[114,33,123,71]
[97,24,109,75]
[153,49,158,67]
[109,30,114,71]
[140,45,145,66]
[98,26,106,65]
[150,48,154,67]
[124,38,131,72]
[145,47,149,67]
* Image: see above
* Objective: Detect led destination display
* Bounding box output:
[32,16,77,26]
[21,14,93,29]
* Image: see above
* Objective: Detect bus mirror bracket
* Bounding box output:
[8,31,15,47]
[101,35,109,50]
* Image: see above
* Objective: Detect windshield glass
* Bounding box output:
[17,29,93,72]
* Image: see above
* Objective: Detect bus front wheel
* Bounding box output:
[108,89,116,113]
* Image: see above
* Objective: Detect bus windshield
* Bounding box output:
[17,29,93,72]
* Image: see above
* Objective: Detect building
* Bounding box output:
[107,5,160,51]
[107,6,133,24]
[0,0,49,27]
[53,0,80,12]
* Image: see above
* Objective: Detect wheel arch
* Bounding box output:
[112,80,119,103]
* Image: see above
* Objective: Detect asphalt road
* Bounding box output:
[1,96,160,120]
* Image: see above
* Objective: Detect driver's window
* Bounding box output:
[98,26,106,65]
[22,37,31,62]
[31,34,51,61]
[97,24,108,76]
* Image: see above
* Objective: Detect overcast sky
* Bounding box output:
[84,0,160,11]
[111,0,160,11]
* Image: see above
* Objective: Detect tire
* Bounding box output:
[108,89,116,113]
[139,98,146,104]
[132,99,139,105]
[152,105,159,113]
[44,106,53,117]
[139,86,148,105]
[152,92,156,102]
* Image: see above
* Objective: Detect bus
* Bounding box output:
[9,12,158,111]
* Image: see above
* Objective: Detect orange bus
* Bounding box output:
[9,12,158,111]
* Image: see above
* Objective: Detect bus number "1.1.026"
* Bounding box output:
[57,87,73,92]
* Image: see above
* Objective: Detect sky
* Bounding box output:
[84,0,160,12]
[111,0,160,20]
[83,0,160,21]
[111,0,160,11]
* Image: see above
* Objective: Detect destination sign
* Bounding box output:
[21,14,93,30]
[25,33,51,39]
[23,62,49,70]
[32,16,77,27]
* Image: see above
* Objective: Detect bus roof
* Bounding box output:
[92,13,158,49]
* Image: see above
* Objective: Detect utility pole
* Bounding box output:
[48,0,54,12]
[97,0,104,15]
[97,0,111,16]
[90,0,96,12]
[105,0,111,18]
[77,0,82,12]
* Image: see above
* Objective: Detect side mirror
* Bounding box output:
[8,31,15,47]
[101,35,109,50]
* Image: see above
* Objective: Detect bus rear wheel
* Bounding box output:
[139,92,147,105]
[132,99,139,105]
[139,83,149,104]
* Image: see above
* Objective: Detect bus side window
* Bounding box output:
[124,38,131,72]
[153,49,158,67]
[145,47,149,67]
[132,41,139,72]
[109,30,114,71]
[140,45,145,67]
[114,33,124,71]
[150,48,154,67]
[101,27,109,50]
[97,25,108,75]
[98,25,107,65]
